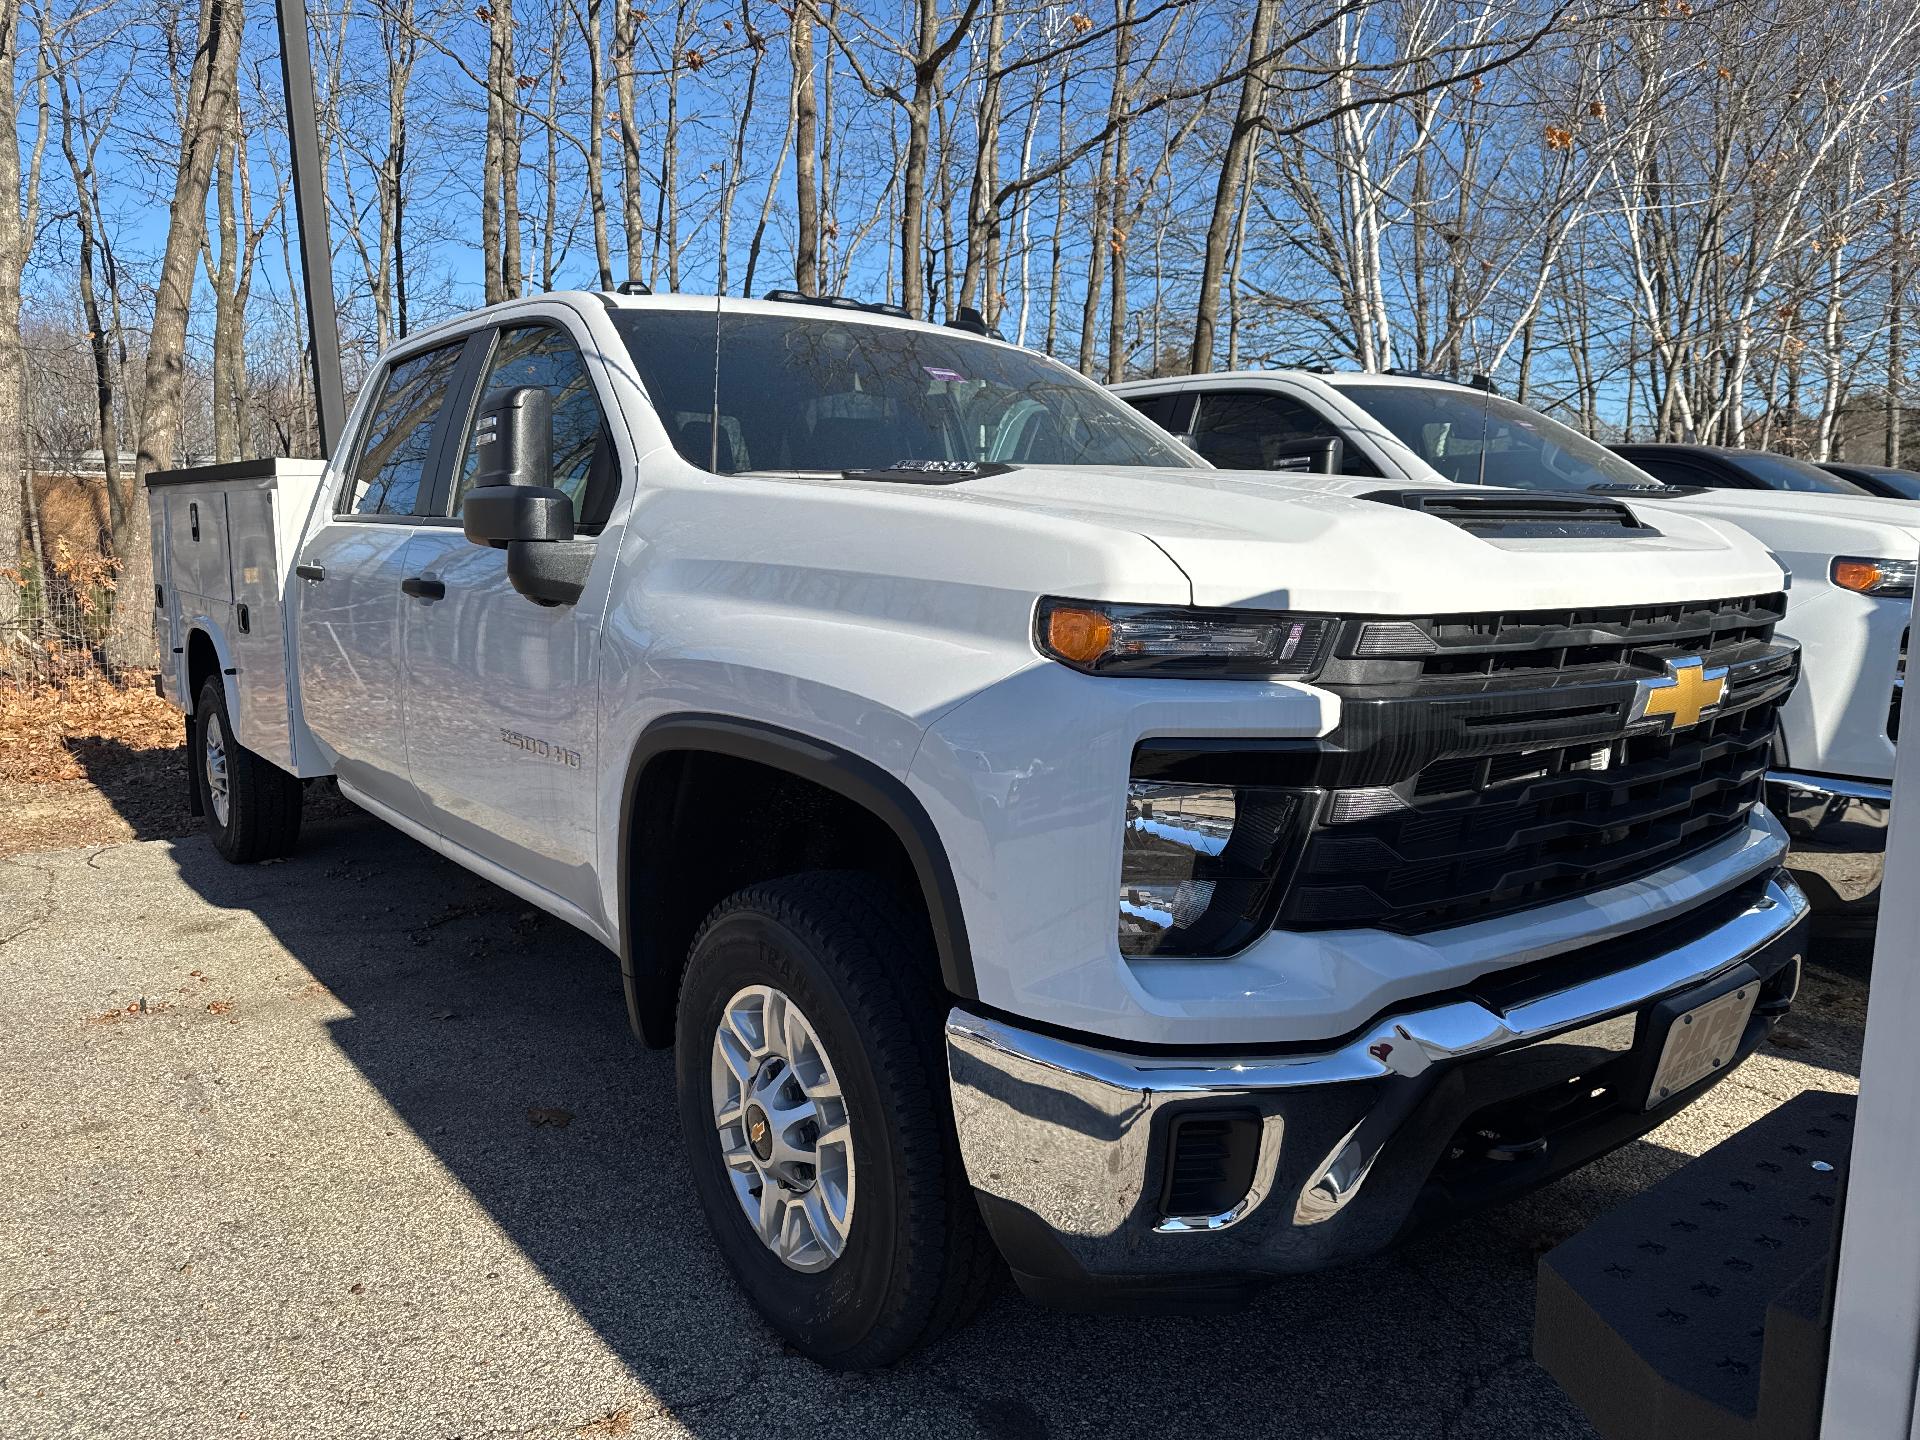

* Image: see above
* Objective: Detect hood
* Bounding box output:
[877,464,1789,612]
[1654,488,1920,570]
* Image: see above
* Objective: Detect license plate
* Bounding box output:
[1645,984,1758,1109]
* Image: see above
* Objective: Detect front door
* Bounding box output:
[295,336,471,820]
[399,318,622,913]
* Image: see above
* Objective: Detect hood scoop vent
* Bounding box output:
[1362,488,1661,540]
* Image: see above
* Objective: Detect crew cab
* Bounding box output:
[148,293,1808,1367]
[1115,373,1909,874]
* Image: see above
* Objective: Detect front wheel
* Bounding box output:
[674,872,998,1368]
[195,677,303,863]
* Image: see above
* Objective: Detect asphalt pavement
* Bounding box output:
[0,810,1867,1440]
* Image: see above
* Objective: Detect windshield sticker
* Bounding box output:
[923,365,965,383]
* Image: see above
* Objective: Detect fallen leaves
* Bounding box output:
[1,675,180,784]
[88,996,171,1024]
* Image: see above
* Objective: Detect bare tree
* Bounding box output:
[0,0,26,635]
[1190,0,1276,372]
[133,0,243,670]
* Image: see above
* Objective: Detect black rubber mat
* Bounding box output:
[1535,1089,1852,1440]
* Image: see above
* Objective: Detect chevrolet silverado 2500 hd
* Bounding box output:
[149,291,1808,1367]
[1115,371,1906,873]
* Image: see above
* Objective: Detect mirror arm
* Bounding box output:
[507,538,592,607]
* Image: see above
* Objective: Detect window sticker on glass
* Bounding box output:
[923,366,965,383]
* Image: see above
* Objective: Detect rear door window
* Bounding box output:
[338,341,466,516]
[1189,389,1380,475]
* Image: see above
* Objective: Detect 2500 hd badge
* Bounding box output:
[499,727,582,768]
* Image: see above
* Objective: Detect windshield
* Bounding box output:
[609,308,1198,475]
[1340,384,1666,492]
[1854,469,1920,500]
[1731,450,1868,495]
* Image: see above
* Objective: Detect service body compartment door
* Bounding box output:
[166,492,233,604]
[150,493,179,702]
[224,489,295,768]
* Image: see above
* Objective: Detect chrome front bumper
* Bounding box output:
[947,873,1811,1308]
[1766,770,1893,852]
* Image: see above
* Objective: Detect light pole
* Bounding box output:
[274,0,346,458]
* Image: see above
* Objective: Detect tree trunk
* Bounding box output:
[500,0,523,298]
[898,0,939,317]
[0,0,25,637]
[612,0,645,283]
[1043,66,1065,355]
[209,112,242,462]
[1889,122,1909,466]
[1103,4,1134,384]
[1189,0,1277,373]
[1077,3,1131,375]
[56,62,124,569]
[714,16,764,296]
[134,0,243,669]
[793,0,819,293]
[482,0,508,303]
[582,0,612,288]
[957,2,1003,316]
[1225,136,1258,370]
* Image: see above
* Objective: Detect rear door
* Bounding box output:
[294,334,476,820]
[397,314,624,912]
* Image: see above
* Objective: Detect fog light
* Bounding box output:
[1119,780,1303,956]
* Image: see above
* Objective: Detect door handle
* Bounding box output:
[401,576,447,600]
[294,562,326,581]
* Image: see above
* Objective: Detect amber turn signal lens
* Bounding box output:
[1832,559,1886,593]
[1045,606,1114,664]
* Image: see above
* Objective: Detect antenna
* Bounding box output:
[709,288,724,473]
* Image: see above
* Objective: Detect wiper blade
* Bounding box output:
[1586,481,1678,494]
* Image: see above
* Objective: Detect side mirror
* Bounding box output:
[1267,436,1345,475]
[461,386,590,607]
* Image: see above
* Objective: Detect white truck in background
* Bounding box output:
[1114,371,1910,883]
[149,290,1809,1367]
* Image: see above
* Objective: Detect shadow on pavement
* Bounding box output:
[147,804,1861,1439]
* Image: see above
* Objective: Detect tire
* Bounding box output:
[674,871,999,1368]
[195,676,303,863]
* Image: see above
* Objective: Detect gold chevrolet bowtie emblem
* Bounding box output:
[1630,656,1728,731]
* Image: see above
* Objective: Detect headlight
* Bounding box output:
[1831,556,1916,598]
[1118,780,1305,957]
[1037,597,1336,680]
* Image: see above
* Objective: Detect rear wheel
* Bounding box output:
[196,677,303,863]
[674,872,997,1368]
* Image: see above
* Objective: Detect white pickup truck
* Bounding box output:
[1115,372,1910,875]
[149,291,1809,1367]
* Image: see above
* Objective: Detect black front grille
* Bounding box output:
[1278,701,1777,932]
[1324,592,1787,685]
[1130,596,1798,942]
